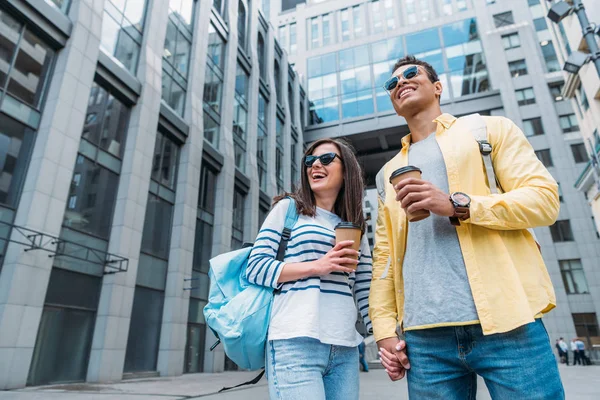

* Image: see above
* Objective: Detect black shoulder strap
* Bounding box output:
[218,369,265,393]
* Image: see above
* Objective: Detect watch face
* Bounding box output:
[452,192,470,207]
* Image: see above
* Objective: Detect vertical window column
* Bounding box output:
[203,24,226,148]
[125,132,180,373]
[186,163,218,373]
[162,0,195,116]
[233,64,249,172]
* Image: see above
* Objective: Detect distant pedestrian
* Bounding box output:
[555,340,565,363]
[559,338,569,365]
[571,339,581,365]
[576,339,589,365]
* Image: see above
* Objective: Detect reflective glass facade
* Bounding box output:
[101,0,148,73]
[308,18,489,125]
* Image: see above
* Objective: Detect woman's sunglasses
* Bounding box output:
[382,66,419,94]
[304,152,342,167]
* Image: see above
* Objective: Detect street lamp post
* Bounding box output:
[547,0,600,76]
[571,0,600,77]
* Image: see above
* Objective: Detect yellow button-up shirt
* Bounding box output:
[369,113,559,342]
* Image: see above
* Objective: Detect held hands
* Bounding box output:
[394,178,454,217]
[377,337,411,381]
[311,240,358,275]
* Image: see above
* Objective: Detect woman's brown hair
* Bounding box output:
[273,138,366,234]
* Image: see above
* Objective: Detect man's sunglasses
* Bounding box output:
[382,66,419,94]
[304,152,342,167]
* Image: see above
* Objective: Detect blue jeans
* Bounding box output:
[266,337,359,400]
[405,320,564,400]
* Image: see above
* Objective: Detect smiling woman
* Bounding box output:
[247,137,373,399]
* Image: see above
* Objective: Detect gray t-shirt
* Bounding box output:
[403,132,479,329]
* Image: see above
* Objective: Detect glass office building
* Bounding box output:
[0,0,305,389]
[278,0,600,354]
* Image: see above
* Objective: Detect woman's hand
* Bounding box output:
[311,240,358,275]
[277,240,358,283]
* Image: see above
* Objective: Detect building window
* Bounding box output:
[276,117,284,193]
[238,0,247,50]
[204,24,225,147]
[516,87,535,106]
[63,155,119,239]
[274,60,282,104]
[339,45,374,118]
[162,0,195,116]
[550,220,574,242]
[406,0,417,24]
[231,187,245,250]
[257,94,268,192]
[371,0,384,33]
[579,87,590,111]
[291,134,298,191]
[0,9,55,108]
[523,117,544,137]
[341,9,350,42]
[0,115,36,208]
[571,143,588,164]
[62,83,131,238]
[508,59,528,77]
[535,149,553,167]
[213,0,228,21]
[560,260,589,294]
[233,64,249,172]
[384,0,395,30]
[307,53,339,124]
[541,41,560,73]
[572,313,599,345]
[533,17,548,31]
[493,11,514,28]
[558,182,564,202]
[549,81,564,102]
[419,0,431,21]
[559,114,579,133]
[258,33,266,80]
[289,23,297,55]
[101,0,148,73]
[310,17,320,49]
[288,83,295,123]
[278,25,288,53]
[322,14,332,46]
[502,32,520,49]
[353,5,364,37]
[151,132,180,190]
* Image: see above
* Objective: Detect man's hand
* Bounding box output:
[377,337,410,381]
[394,178,454,217]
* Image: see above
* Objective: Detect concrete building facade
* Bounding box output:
[276,0,600,354]
[0,0,305,389]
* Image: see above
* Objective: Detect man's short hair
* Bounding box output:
[392,55,439,83]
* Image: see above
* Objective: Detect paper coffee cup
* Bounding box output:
[389,166,430,222]
[335,222,362,270]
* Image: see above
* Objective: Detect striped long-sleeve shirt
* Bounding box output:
[246,198,372,347]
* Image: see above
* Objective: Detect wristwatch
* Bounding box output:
[449,192,471,226]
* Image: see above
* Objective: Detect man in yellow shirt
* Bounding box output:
[369,55,564,399]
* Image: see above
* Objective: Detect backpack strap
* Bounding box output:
[463,113,500,194]
[276,198,299,261]
[463,114,541,250]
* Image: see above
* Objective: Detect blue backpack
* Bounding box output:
[203,199,298,371]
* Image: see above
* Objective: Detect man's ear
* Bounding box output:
[434,80,443,98]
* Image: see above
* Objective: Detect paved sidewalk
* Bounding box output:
[0,365,598,399]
